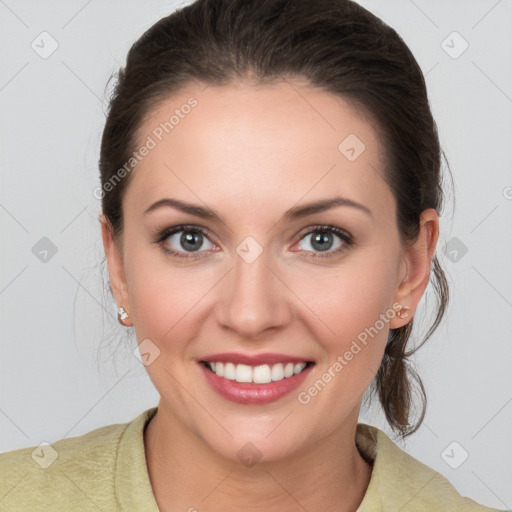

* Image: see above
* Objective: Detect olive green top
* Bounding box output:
[0,407,504,511]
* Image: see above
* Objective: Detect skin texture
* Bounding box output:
[101,80,439,511]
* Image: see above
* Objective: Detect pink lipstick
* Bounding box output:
[199,352,314,404]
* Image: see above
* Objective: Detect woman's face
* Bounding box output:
[104,80,433,462]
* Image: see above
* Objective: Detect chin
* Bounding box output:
[214,433,306,467]
[192,412,317,467]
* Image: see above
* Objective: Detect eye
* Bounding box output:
[294,225,354,259]
[153,224,354,261]
[154,225,216,259]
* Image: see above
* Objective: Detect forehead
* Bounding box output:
[125,81,394,222]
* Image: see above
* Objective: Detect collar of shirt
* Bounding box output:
[114,407,491,511]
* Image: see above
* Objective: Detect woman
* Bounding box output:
[0,0,505,510]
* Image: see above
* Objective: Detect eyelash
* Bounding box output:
[153,224,355,260]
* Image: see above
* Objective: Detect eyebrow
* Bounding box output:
[143,196,373,223]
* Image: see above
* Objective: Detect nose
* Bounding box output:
[215,242,292,340]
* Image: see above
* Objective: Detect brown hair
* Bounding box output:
[99,0,451,437]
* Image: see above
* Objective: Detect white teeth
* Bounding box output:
[224,362,236,380]
[294,363,307,375]
[205,361,310,383]
[271,363,284,381]
[235,364,253,383]
[284,363,294,378]
[253,364,272,384]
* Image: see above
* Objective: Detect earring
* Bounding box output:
[117,307,130,325]
[397,306,410,319]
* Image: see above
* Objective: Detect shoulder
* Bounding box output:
[0,417,131,511]
[356,423,506,512]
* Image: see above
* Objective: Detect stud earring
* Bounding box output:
[117,307,129,325]
[397,306,410,319]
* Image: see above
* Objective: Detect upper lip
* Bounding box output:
[200,352,314,366]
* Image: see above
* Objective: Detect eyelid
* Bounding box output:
[153,224,217,256]
[291,224,354,259]
[153,223,355,259]
[295,224,353,243]
[153,224,215,244]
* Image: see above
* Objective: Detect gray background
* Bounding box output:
[1,0,511,508]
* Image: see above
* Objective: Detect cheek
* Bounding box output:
[125,233,399,368]
[124,247,206,351]
[291,255,398,342]
[291,267,395,418]
[287,254,398,397]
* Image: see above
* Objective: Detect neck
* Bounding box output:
[144,402,372,512]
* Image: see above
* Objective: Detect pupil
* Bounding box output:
[182,231,202,251]
[312,232,332,252]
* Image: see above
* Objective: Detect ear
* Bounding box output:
[100,213,133,326]
[389,208,439,329]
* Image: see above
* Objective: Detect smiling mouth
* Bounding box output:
[200,361,315,384]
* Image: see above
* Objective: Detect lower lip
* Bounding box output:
[200,363,313,404]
